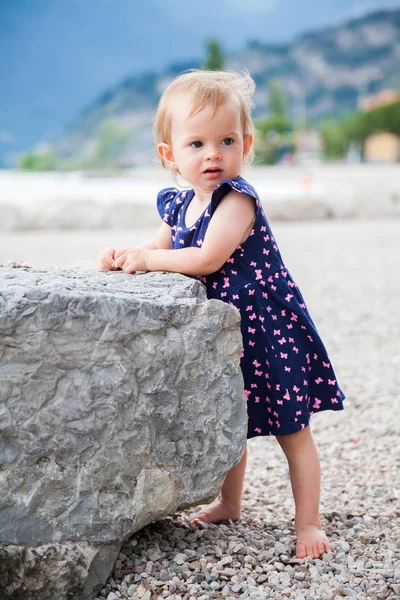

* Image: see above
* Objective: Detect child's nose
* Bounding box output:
[206,145,221,160]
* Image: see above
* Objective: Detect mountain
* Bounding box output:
[20,9,400,166]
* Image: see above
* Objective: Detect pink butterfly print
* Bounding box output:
[292,346,299,354]
[261,226,267,232]
[199,276,207,283]
[255,370,263,376]
[290,313,298,322]
[273,329,281,336]
[306,353,311,364]
[281,310,286,317]
[328,379,336,385]
[266,396,271,403]
[323,361,331,368]
[285,294,293,302]
[172,236,176,242]
[303,380,308,386]
[190,225,197,231]
[240,349,244,358]
[289,337,294,343]
[276,420,280,429]
[250,229,255,236]
[255,396,260,403]
[261,326,266,333]
[246,305,253,311]
[315,377,323,385]
[265,262,271,268]
[280,352,288,359]
[286,323,293,330]
[179,239,185,245]
[300,303,306,309]
[221,292,227,297]
[254,427,262,434]
[260,280,266,286]
[250,261,257,267]
[163,215,170,223]
[248,327,255,334]
[259,316,265,323]
[251,383,258,388]
[221,269,226,275]
[313,398,322,409]
[273,411,278,417]
[223,277,230,288]
[249,289,255,296]
[264,234,270,242]
[265,373,270,379]
[301,366,306,372]
[313,353,318,360]
[277,399,283,405]
[263,248,270,255]
[296,410,302,416]
[267,383,271,389]
[232,270,237,275]
[301,325,306,330]
[249,340,255,346]
[331,397,339,404]
[283,389,291,400]
[336,390,341,396]
[244,389,251,400]
[205,210,210,217]
[293,385,300,392]
[255,269,262,280]
[301,423,305,429]
[273,244,278,251]
[176,198,183,204]
[276,384,281,391]
[285,366,291,372]
[268,275,273,283]
[297,395,303,402]
[278,337,286,345]
[270,285,276,290]
[227,257,235,263]
[272,315,277,320]
[262,292,269,299]
[212,282,218,289]
[177,226,183,231]
[233,294,239,300]
[253,360,261,367]
[196,239,203,246]
[249,313,257,321]
[268,418,273,426]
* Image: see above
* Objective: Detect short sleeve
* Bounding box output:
[156,187,179,227]
[210,177,260,217]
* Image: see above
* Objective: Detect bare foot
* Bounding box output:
[189,499,241,525]
[296,523,331,559]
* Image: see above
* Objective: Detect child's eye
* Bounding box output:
[222,138,234,145]
[190,141,203,148]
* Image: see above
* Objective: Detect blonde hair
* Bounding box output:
[153,69,256,170]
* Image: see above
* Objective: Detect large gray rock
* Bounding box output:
[0,267,247,599]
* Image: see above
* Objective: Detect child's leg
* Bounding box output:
[189,445,247,523]
[276,425,331,559]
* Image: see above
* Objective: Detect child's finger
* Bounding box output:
[114,248,129,259]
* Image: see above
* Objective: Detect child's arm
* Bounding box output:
[114,191,255,276]
[98,222,171,271]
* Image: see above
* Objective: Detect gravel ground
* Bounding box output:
[3,219,400,599]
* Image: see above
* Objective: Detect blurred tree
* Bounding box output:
[204,39,225,70]
[267,80,287,119]
[91,118,131,168]
[255,115,294,165]
[19,146,57,171]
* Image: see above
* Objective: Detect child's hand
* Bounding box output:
[114,248,147,274]
[98,246,118,271]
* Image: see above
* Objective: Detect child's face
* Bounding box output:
[159,93,252,194]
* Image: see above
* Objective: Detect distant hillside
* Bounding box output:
[53,9,400,166]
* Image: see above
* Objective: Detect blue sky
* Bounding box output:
[0,0,400,160]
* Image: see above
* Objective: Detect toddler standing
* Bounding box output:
[98,70,345,559]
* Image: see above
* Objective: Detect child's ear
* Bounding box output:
[158,143,177,170]
[243,134,253,158]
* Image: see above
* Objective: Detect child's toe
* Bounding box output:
[296,543,307,558]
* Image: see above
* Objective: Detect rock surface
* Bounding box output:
[0,267,247,599]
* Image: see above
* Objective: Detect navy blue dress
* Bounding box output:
[157,176,345,438]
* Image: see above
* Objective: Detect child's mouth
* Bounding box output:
[204,168,222,177]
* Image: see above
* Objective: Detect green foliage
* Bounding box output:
[319,99,400,159]
[90,118,131,168]
[267,80,287,118]
[255,115,294,164]
[19,147,57,171]
[203,39,225,70]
